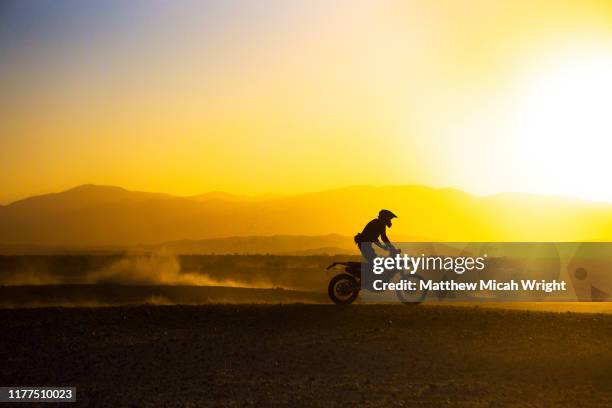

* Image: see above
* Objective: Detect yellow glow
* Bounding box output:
[513,44,612,202]
[3,1,612,204]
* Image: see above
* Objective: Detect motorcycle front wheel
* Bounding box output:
[392,272,428,304]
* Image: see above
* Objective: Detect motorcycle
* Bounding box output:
[326,249,428,305]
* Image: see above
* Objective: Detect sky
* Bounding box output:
[2,0,612,204]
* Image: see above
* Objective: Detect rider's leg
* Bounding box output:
[358,242,377,287]
[358,242,376,264]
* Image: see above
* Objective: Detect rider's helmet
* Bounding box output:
[378,209,397,227]
[379,209,397,220]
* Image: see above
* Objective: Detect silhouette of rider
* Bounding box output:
[354,210,398,263]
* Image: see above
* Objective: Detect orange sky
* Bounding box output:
[2,0,612,204]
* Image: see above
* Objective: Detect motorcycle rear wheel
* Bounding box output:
[328,273,359,305]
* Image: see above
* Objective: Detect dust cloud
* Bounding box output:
[0,252,330,307]
[0,252,276,288]
[89,253,276,288]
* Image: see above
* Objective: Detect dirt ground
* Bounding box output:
[1,305,611,407]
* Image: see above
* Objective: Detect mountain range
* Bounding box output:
[1,184,611,250]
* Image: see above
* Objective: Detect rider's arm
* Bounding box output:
[381,230,390,244]
[380,231,396,251]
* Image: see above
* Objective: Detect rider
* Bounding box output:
[354,209,398,263]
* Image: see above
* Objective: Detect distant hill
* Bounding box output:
[151,235,358,255]
[1,184,612,247]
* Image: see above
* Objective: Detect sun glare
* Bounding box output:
[513,45,612,202]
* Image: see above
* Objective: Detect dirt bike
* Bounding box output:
[326,249,428,305]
